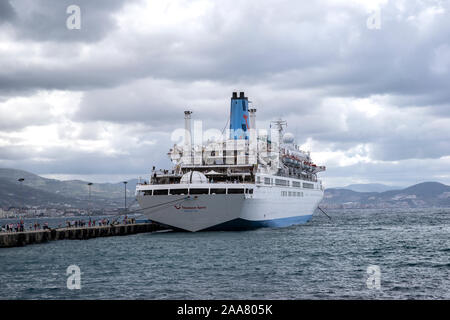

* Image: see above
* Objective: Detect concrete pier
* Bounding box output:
[0,223,167,248]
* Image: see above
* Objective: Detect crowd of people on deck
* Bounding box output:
[0,216,137,233]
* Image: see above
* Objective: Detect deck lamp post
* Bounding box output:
[123,181,128,212]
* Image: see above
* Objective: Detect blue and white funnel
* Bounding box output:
[229,91,249,140]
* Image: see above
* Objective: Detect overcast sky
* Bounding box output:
[0,0,449,187]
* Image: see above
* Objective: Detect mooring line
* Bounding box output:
[317,206,332,221]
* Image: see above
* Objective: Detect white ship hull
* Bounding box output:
[136,184,323,232]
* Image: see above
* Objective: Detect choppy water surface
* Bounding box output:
[0,208,449,299]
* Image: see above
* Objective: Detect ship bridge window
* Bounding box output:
[245,189,254,194]
[264,178,271,185]
[228,188,245,194]
[210,188,226,194]
[170,189,188,195]
[303,183,314,189]
[292,181,301,188]
[143,190,153,196]
[189,188,209,195]
[153,189,169,195]
[275,179,288,186]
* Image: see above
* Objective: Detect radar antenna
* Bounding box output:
[270,119,287,135]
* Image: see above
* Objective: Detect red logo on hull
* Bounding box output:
[174,205,207,210]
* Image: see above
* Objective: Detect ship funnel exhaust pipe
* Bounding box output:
[249,108,257,130]
[230,91,249,140]
[184,111,192,146]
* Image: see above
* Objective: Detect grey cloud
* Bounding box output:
[7,0,136,42]
[74,78,242,130]
[0,102,55,131]
[0,0,447,100]
[388,93,450,117]
[74,72,450,162]
[314,109,450,161]
[324,157,450,187]
[0,130,172,175]
[0,0,449,185]
[0,0,16,23]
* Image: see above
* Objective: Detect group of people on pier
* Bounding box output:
[0,216,136,233]
[0,221,49,233]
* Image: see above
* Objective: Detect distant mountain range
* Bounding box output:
[0,168,138,209]
[335,183,403,193]
[322,182,450,209]
[1,168,449,210]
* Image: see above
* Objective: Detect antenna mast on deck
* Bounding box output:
[270,119,287,136]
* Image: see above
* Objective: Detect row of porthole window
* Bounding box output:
[281,191,304,197]
[258,177,314,189]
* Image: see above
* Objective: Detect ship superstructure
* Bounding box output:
[136,92,325,231]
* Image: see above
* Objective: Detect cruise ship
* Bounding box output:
[136,92,325,231]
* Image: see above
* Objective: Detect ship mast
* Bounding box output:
[270,119,287,139]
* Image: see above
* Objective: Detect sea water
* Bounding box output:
[0,208,448,299]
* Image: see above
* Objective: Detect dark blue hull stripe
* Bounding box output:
[204,214,313,231]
